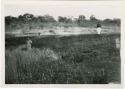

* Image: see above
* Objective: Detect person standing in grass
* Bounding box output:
[96,22,102,35]
[26,38,32,50]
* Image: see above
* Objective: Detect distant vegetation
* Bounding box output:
[5,13,121,32]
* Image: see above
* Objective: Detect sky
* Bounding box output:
[4,1,123,20]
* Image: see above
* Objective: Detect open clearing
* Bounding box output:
[5,27,120,37]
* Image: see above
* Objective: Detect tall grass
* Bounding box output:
[5,34,121,84]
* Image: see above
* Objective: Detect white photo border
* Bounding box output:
[0,0,125,89]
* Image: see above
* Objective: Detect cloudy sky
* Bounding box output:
[4,1,123,20]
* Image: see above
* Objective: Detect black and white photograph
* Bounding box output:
[1,0,124,86]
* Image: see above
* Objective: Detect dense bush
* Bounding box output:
[5,13,121,32]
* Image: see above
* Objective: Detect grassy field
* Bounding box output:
[5,34,121,84]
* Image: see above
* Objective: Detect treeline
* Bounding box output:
[5,13,121,31]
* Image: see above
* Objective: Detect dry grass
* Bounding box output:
[5,34,121,84]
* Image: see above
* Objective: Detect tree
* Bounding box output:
[5,16,17,25]
[43,14,56,22]
[77,15,86,25]
[112,18,121,25]
[58,16,72,23]
[5,16,13,25]
[78,15,85,22]
[23,13,34,21]
[18,13,34,23]
[58,16,67,23]
[90,15,97,21]
[37,16,45,22]
[103,18,113,24]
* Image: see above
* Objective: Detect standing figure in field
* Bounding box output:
[26,38,32,50]
[96,22,102,35]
